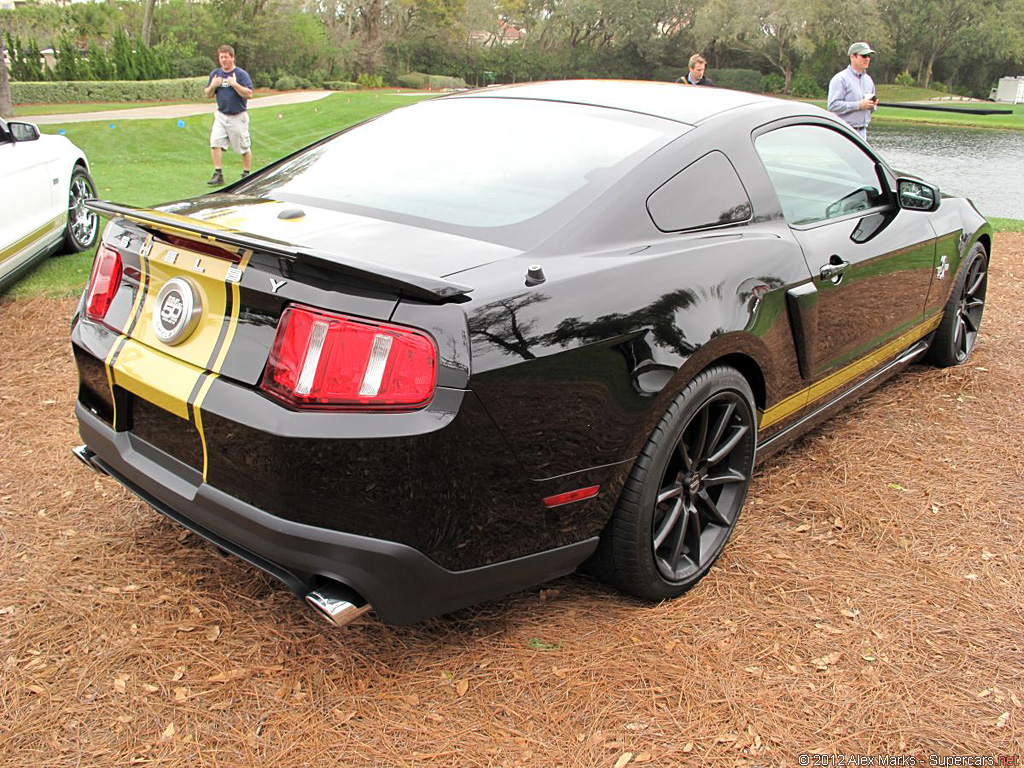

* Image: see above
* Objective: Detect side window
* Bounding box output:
[754,125,887,226]
[646,150,752,232]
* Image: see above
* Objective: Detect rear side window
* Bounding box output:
[754,124,886,226]
[646,151,752,232]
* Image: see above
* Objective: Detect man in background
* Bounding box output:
[677,54,714,86]
[204,44,254,186]
[828,42,877,140]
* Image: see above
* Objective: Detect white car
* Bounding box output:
[0,117,99,292]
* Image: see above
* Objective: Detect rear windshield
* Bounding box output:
[238,97,679,247]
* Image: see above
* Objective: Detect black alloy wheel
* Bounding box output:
[63,167,99,253]
[650,388,752,582]
[928,243,988,367]
[590,365,756,600]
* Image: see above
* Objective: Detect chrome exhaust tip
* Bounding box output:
[72,444,102,473]
[305,584,372,628]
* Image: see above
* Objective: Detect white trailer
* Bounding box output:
[991,76,1024,103]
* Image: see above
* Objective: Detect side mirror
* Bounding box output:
[9,121,42,143]
[897,177,940,212]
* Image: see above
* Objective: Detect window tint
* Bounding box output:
[647,151,752,232]
[754,125,887,226]
[240,98,673,234]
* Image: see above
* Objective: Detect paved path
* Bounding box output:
[20,90,334,124]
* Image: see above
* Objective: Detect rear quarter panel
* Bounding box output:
[465,107,815,481]
[465,226,810,480]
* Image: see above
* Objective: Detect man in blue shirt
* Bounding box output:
[204,45,254,186]
[828,42,877,141]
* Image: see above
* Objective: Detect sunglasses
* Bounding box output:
[856,53,872,59]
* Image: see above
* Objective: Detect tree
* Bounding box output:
[142,0,157,45]
[800,0,889,88]
[699,0,886,93]
[8,35,45,82]
[1,24,11,118]
[881,0,1004,89]
[87,41,115,80]
[696,0,818,92]
[54,34,82,81]
[111,27,136,79]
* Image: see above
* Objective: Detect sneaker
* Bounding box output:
[240,170,251,179]
[207,170,224,186]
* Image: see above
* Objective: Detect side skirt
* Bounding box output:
[754,338,931,463]
[0,234,63,293]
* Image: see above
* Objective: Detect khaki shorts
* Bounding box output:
[210,110,251,154]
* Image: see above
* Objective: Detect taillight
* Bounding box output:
[262,305,437,410]
[84,243,122,323]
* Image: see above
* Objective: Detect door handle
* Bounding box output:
[819,258,850,281]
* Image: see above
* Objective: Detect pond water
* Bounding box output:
[869,122,1024,219]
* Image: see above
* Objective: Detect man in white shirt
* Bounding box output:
[828,42,878,140]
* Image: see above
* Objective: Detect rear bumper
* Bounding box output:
[76,403,598,625]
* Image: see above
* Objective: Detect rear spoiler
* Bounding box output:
[86,200,473,303]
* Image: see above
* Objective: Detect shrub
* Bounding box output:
[894,71,915,88]
[10,77,207,104]
[395,72,466,90]
[761,73,785,94]
[356,73,384,89]
[274,74,314,90]
[652,65,684,83]
[931,81,948,93]
[324,81,359,91]
[397,72,429,89]
[426,74,467,90]
[791,73,825,98]
[712,68,764,93]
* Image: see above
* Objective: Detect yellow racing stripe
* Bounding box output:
[759,313,943,430]
[0,214,66,266]
[105,234,153,427]
[191,375,219,480]
[192,249,253,480]
[109,339,202,419]
[103,236,252,481]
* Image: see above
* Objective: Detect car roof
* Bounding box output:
[450,79,800,126]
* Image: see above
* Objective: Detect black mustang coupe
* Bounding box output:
[72,81,990,626]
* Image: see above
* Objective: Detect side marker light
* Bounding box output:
[543,486,600,508]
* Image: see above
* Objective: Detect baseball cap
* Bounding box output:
[848,42,875,56]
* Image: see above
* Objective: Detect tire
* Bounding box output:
[927,243,988,368]
[63,166,99,253]
[591,365,756,601]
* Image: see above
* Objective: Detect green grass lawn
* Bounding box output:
[871,103,1024,131]
[990,218,1024,233]
[8,90,435,299]
[874,84,972,102]
[5,88,1022,300]
[12,100,204,117]
[12,87,301,117]
[805,85,1024,131]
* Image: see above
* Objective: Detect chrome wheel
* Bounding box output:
[64,169,99,252]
